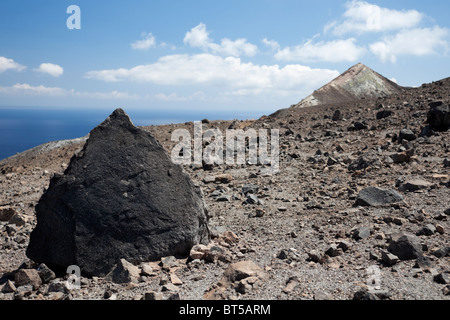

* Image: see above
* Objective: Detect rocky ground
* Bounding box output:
[0,77,449,301]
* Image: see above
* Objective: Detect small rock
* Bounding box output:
[352,227,371,240]
[443,285,450,296]
[143,291,163,300]
[381,251,399,266]
[224,260,267,282]
[0,206,16,222]
[388,232,423,260]
[431,246,450,258]
[47,280,70,294]
[215,174,233,183]
[416,224,436,236]
[105,259,141,284]
[2,280,16,293]
[243,194,260,205]
[392,152,411,163]
[36,263,56,284]
[14,269,42,290]
[436,225,445,234]
[307,250,323,263]
[399,129,416,142]
[161,256,178,270]
[282,276,299,294]
[332,110,343,121]
[434,273,450,285]
[337,240,352,252]
[400,179,432,192]
[414,256,435,269]
[313,291,333,300]
[325,244,340,257]
[162,283,179,292]
[355,187,403,207]
[242,184,258,195]
[376,110,392,120]
[170,273,183,286]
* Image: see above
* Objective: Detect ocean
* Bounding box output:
[0,107,262,161]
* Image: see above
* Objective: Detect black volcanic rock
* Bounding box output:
[26,108,210,276]
[427,101,450,131]
[354,186,403,207]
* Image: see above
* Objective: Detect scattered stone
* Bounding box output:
[349,122,368,131]
[162,283,179,292]
[0,206,16,222]
[170,273,183,286]
[313,291,333,300]
[105,259,140,284]
[282,276,299,294]
[325,244,340,257]
[143,291,163,300]
[444,158,450,168]
[416,224,436,236]
[354,187,403,207]
[224,260,267,282]
[376,110,392,120]
[242,184,258,195]
[381,251,399,266]
[332,110,343,121]
[14,269,42,290]
[161,256,178,270]
[337,240,352,252]
[398,129,416,142]
[352,227,371,240]
[431,247,450,258]
[26,108,210,277]
[436,225,445,234]
[47,280,70,294]
[215,174,233,183]
[2,280,16,293]
[443,285,450,296]
[434,273,450,285]
[392,152,412,163]
[36,263,56,284]
[307,250,323,263]
[414,256,435,269]
[243,194,261,205]
[388,232,423,260]
[400,179,432,192]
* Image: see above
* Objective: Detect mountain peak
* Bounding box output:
[292,63,402,109]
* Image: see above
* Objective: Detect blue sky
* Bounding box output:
[0,0,449,117]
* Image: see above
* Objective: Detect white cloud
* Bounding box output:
[262,38,280,51]
[153,91,206,102]
[131,32,157,50]
[0,83,67,96]
[370,27,449,62]
[36,63,64,77]
[183,23,258,57]
[0,83,136,100]
[0,57,26,73]
[327,0,423,35]
[85,53,339,98]
[274,38,366,63]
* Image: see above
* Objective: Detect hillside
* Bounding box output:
[0,70,449,301]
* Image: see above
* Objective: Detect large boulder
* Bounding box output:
[26,108,210,276]
[427,101,450,131]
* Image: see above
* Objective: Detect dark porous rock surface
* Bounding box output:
[354,186,404,207]
[26,109,210,276]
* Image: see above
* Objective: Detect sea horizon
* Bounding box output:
[0,106,266,161]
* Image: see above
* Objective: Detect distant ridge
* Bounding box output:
[292,63,403,109]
